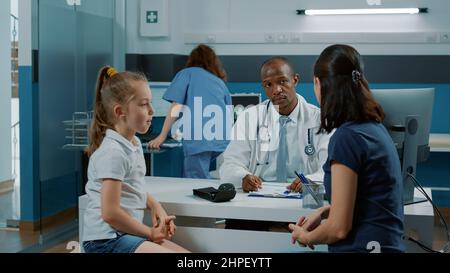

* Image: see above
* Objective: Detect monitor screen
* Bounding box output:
[231,93,262,120]
[372,88,434,158]
[149,82,172,117]
[372,88,435,204]
[231,93,261,108]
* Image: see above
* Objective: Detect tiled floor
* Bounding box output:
[0,228,40,253]
[0,221,79,253]
[433,224,450,253]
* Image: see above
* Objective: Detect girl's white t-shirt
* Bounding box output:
[82,129,147,242]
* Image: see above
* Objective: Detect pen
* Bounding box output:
[294,171,321,205]
[294,171,309,184]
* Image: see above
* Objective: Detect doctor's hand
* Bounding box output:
[287,178,303,193]
[148,135,166,149]
[242,175,263,193]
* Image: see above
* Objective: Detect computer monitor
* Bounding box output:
[231,93,262,120]
[149,82,172,117]
[372,88,435,205]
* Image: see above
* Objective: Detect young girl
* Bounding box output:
[289,45,404,252]
[82,66,189,253]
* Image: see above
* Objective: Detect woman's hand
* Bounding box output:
[289,224,315,250]
[148,135,166,149]
[296,209,323,232]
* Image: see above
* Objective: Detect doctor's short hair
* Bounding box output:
[260,56,296,77]
[314,44,385,134]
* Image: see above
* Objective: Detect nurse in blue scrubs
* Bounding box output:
[148,44,232,179]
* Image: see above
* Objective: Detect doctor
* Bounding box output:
[220,57,331,193]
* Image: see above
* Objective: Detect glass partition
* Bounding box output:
[35,0,114,250]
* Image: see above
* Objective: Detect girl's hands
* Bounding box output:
[149,215,176,243]
[151,206,176,239]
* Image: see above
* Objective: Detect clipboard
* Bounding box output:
[248,183,302,199]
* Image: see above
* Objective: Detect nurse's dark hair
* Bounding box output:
[186,44,227,81]
[314,44,385,134]
[86,66,148,157]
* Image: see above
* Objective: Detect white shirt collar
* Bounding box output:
[269,95,300,125]
[105,129,140,152]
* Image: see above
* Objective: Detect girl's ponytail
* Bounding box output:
[86,66,113,156]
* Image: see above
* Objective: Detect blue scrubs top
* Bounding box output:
[163,67,232,156]
[323,121,405,253]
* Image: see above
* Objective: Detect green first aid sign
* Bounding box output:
[146,11,158,24]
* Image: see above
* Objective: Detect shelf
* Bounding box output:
[62,119,91,126]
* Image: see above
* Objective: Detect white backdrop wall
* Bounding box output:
[126,0,450,55]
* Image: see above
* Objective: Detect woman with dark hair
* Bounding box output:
[149,44,232,179]
[289,44,405,252]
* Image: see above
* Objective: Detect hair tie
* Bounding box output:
[352,70,362,83]
[107,67,118,78]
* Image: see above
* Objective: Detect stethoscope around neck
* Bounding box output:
[255,101,316,166]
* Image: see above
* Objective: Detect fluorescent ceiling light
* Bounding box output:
[297,8,428,16]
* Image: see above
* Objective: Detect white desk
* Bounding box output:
[79,177,434,253]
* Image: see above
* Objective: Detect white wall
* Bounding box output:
[11,0,18,16]
[127,0,185,54]
[1,0,12,182]
[114,0,126,70]
[127,0,450,55]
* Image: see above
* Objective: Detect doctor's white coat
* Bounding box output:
[219,94,332,188]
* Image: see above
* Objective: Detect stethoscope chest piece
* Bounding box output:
[304,144,316,156]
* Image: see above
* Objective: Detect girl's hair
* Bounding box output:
[314,44,385,134]
[186,44,227,81]
[86,66,148,156]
